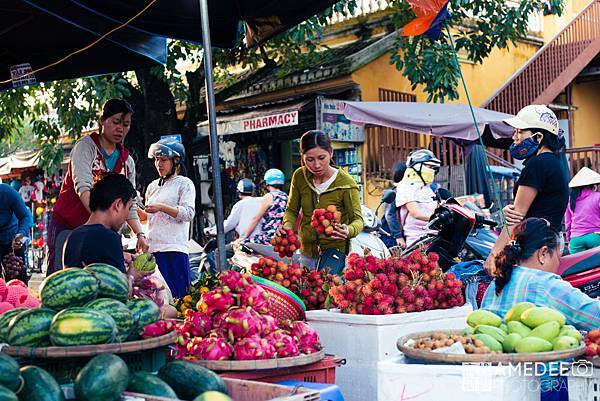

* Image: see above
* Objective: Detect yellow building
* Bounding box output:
[213,0,600,210]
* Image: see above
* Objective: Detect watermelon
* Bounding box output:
[0,354,21,392]
[84,263,129,302]
[85,298,134,342]
[126,372,177,398]
[49,307,117,346]
[7,308,55,347]
[0,384,18,401]
[127,298,160,336]
[74,354,129,401]
[40,268,99,310]
[158,361,228,400]
[193,392,233,401]
[19,366,65,401]
[0,308,26,342]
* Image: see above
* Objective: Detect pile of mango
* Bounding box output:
[464,303,583,354]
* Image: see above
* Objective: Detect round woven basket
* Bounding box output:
[251,275,306,322]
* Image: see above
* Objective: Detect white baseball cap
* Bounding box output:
[504,105,560,136]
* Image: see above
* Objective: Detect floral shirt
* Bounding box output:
[250,190,288,245]
[145,176,196,254]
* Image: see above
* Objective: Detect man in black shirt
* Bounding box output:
[62,172,137,272]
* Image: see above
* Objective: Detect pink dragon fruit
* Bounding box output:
[183,310,213,337]
[291,321,322,354]
[261,314,280,335]
[240,285,270,313]
[219,270,252,292]
[223,307,263,339]
[233,335,276,360]
[0,279,7,301]
[197,288,234,314]
[174,323,192,359]
[141,320,177,339]
[193,335,233,361]
[266,330,300,358]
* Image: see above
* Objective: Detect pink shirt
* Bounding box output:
[564,188,600,240]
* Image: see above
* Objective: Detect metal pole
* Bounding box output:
[199,0,227,271]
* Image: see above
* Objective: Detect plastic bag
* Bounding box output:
[131,267,173,307]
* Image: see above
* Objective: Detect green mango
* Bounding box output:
[476,325,507,343]
[521,307,566,328]
[507,321,532,337]
[527,321,560,342]
[515,337,553,353]
[463,326,475,336]
[503,333,522,353]
[467,310,502,328]
[553,336,580,351]
[473,334,503,353]
[504,302,535,323]
[559,328,583,343]
[499,324,508,334]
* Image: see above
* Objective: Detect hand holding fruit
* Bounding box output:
[329,223,349,240]
[271,229,301,258]
[144,203,165,214]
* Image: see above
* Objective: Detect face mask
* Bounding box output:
[509,136,541,160]
[404,165,436,185]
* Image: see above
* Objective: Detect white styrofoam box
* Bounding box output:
[306,304,472,362]
[378,357,540,401]
[565,364,600,401]
[306,305,472,401]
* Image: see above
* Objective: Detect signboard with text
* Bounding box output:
[317,97,364,142]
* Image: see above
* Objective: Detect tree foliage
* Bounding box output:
[0,0,565,175]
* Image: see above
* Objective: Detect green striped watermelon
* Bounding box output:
[49,307,117,346]
[7,308,56,347]
[127,298,160,338]
[40,268,99,310]
[85,298,134,342]
[0,354,21,392]
[0,308,27,342]
[84,263,129,302]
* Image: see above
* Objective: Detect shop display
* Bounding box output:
[329,250,464,314]
[174,270,322,362]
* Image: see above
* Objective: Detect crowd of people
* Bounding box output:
[0,98,598,324]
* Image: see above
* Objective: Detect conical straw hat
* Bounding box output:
[569,167,600,188]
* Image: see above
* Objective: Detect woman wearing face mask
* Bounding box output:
[47,98,148,275]
[144,138,196,298]
[395,149,441,247]
[482,218,600,331]
[484,105,569,274]
[564,167,600,254]
[280,130,364,269]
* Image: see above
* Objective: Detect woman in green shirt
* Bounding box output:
[281,130,364,268]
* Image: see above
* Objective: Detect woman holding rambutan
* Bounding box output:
[279,130,364,269]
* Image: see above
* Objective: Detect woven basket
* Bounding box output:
[251,275,306,322]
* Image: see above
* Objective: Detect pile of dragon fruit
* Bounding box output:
[174,271,322,361]
[329,250,464,315]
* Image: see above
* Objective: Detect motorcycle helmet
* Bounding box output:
[237,178,256,195]
[407,149,441,169]
[361,205,379,232]
[264,169,285,186]
[148,137,186,183]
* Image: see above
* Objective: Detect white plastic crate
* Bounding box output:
[378,357,540,401]
[306,305,472,401]
[567,365,600,401]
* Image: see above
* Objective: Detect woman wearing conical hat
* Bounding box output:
[564,167,600,254]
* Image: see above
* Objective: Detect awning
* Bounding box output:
[197,99,312,136]
[0,149,70,177]
[343,101,516,141]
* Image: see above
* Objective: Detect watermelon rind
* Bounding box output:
[49,307,117,346]
[84,263,129,303]
[40,268,99,310]
[84,298,134,342]
[7,308,56,347]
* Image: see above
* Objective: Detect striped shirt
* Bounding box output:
[481,266,600,331]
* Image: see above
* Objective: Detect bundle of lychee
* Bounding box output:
[173,270,322,361]
[2,252,25,280]
[585,329,600,358]
[310,205,342,237]
[328,250,464,315]
[271,229,301,258]
[251,257,304,290]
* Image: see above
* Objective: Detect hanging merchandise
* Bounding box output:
[219,140,237,168]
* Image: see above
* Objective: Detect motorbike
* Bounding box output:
[400,199,499,271]
[557,246,600,298]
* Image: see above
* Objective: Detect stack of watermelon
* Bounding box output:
[0,263,163,348]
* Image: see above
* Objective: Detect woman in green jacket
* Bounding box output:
[281,130,364,268]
